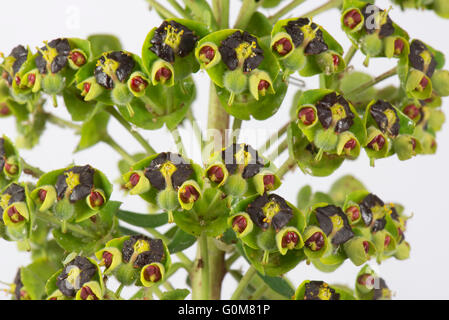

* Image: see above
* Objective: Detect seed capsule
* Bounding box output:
[344,10,362,29]
[298,107,316,125]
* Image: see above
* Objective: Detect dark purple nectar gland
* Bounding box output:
[298,107,316,126]
[89,191,104,208]
[80,286,98,300]
[38,189,47,202]
[83,82,91,95]
[403,104,420,120]
[263,174,275,191]
[394,39,405,56]
[7,206,24,223]
[281,231,299,249]
[129,173,140,188]
[4,161,18,175]
[102,251,113,269]
[344,139,357,151]
[384,235,391,248]
[143,265,162,283]
[232,215,247,234]
[130,76,148,93]
[344,9,362,29]
[305,232,325,251]
[358,274,375,287]
[332,54,340,67]
[363,241,370,254]
[258,80,270,95]
[199,46,215,65]
[272,38,293,56]
[367,134,386,151]
[207,166,224,184]
[179,185,200,204]
[27,73,36,87]
[155,67,172,83]
[69,51,86,67]
[0,103,11,116]
[418,76,429,91]
[346,206,360,222]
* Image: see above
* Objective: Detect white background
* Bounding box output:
[0,0,448,300]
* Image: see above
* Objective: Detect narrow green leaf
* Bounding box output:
[167,228,197,253]
[160,288,190,300]
[116,210,168,228]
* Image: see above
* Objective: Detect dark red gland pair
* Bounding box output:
[131,76,148,93]
[357,273,375,287]
[272,38,293,56]
[207,166,225,184]
[27,73,36,86]
[129,173,141,187]
[332,55,340,67]
[199,46,215,65]
[343,9,362,29]
[7,206,24,223]
[346,206,360,221]
[418,76,429,90]
[281,231,299,249]
[69,51,86,67]
[403,104,420,119]
[344,139,357,151]
[89,191,104,208]
[232,215,247,234]
[298,107,316,126]
[258,80,270,92]
[362,241,370,254]
[144,265,162,282]
[79,286,98,300]
[179,185,200,204]
[4,161,18,175]
[394,39,405,55]
[102,251,113,269]
[0,103,10,115]
[155,67,172,82]
[83,82,91,94]
[263,174,275,191]
[367,134,386,150]
[305,232,325,251]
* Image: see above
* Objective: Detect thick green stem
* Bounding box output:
[276,157,296,179]
[268,0,307,23]
[21,158,45,179]
[46,114,81,131]
[231,117,242,143]
[231,266,257,300]
[234,0,260,29]
[167,0,191,19]
[259,122,290,154]
[250,283,268,300]
[347,67,398,96]
[344,44,358,65]
[199,233,210,299]
[212,0,230,29]
[302,0,343,17]
[170,128,187,157]
[268,139,288,162]
[186,110,205,152]
[106,106,156,155]
[102,135,135,165]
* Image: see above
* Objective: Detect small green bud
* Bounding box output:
[361,33,384,64]
[393,135,419,161]
[157,189,179,223]
[343,237,376,266]
[112,82,134,117]
[281,48,306,71]
[316,51,345,75]
[223,69,247,105]
[223,174,248,197]
[256,227,277,252]
[406,69,432,100]
[30,185,57,212]
[431,69,449,97]
[394,241,410,260]
[41,73,65,95]
[115,262,139,286]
